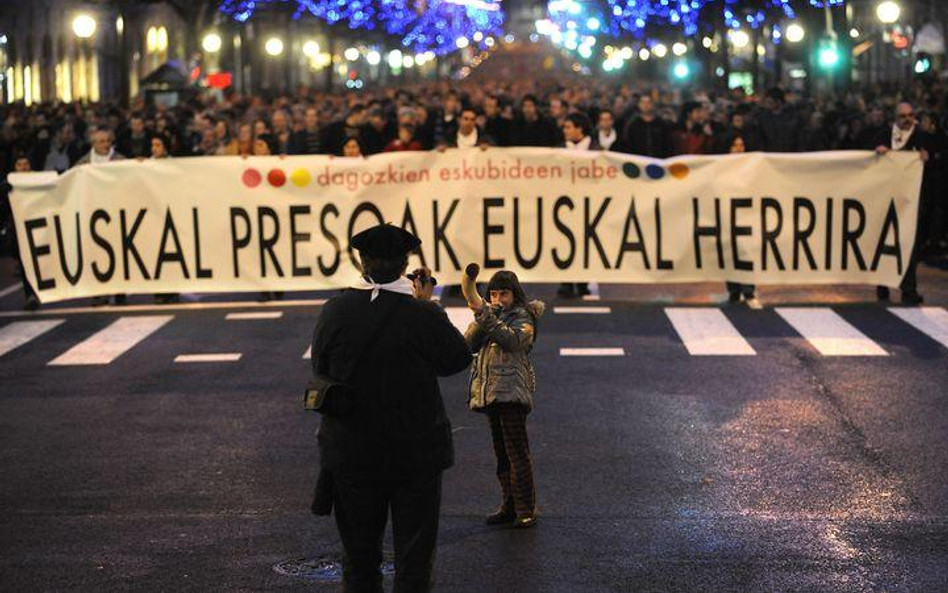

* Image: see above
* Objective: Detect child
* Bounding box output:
[464,271,545,528]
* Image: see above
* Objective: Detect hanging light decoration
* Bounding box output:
[219,0,503,56]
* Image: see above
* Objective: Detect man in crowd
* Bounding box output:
[0,153,39,310]
[509,95,561,147]
[620,94,672,158]
[757,87,803,152]
[440,107,491,149]
[596,109,619,151]
[291,107,324,155]
[76,127,126,166]
[117,115,150,159]
[876,101,927,305]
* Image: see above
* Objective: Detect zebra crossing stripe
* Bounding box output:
[47,316,174,366]
[225,311,284,320]
[776,307,888,356]
[0,319,66,358]
[560,348,625,356]
[554,306,612,314]
[889,307,948,350]
[664,308,756,356]
[174,353,242,363]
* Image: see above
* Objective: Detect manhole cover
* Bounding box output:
[274,554,395,582]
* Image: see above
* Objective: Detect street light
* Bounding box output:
[302,40,320,58]
[72,14,96,39]
[729,29,750,48]
[202,33,222,53]
[672,42,687,56]
[876,1,900,24]
[344,47,360,61]
[786,23,805,43]
[265,37,284,57]
[652,43,667,58]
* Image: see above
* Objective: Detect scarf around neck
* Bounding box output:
[351,276,414,302]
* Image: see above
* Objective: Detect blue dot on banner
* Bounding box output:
[622,162,641,179]
[646,164,665,180]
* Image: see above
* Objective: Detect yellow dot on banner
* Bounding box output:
[291,168,312,187]
[669,163,690,179]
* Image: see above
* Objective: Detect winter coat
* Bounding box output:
[464,300,545,412]
[310,290,472,479]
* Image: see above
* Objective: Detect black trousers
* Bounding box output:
[333,471,442,593]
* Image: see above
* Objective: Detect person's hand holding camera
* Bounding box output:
[408,267,437,301]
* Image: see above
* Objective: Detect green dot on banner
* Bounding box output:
[622,163,641,179]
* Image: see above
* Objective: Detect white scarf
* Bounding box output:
[566,136,592,151]
[90,148,115,164]
[351,275,414,302]
[456,127,478,148]
[598,129,617,150]
[892,123,915,151]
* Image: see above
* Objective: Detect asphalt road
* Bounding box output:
[1,259,947,592]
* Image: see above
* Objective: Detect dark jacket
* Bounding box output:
[509,115,562,147]
[757,106,804,152]
[311,290,472,479]
[620,117,673,158]
[465,301,545,412]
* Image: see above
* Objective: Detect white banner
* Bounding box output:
[10,148,922,303]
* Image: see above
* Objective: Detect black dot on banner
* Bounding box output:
[622,163,641,179]
[646,164,665,180]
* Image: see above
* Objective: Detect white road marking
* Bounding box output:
[174,353,242,363]
[48,316,173,366]
[0,298,327,318]
[664,308,756,356]
[889,307,948,350]
[0,319,65,357]
[776,307,888,356]
[560,348,625,356]
[445,307,475,334]
[302,345,312,359]
[225,311,284,320]
[0,284,21,298]
[554,306,612,314]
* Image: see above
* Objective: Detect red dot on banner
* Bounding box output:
[242,168,262,188]
[268,168,286,187]
[669,163,690,179]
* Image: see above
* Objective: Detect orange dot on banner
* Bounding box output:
[291,168,312,187]
[268,168,286,187]
[242,168,262,188]
[669,163,690,179]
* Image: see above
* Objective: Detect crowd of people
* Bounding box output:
[2,77,947,308]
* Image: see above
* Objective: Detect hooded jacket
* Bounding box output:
[465,300,545,412]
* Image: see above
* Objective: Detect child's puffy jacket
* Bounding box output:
[464,300,545,412]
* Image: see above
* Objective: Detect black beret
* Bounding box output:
[351,223,421,258]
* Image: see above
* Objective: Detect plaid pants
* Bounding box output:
[487,403,536,517]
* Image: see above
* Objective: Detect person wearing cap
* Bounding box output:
[309,223,472,592]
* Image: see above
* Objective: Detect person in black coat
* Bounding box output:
[310,223,472,593]
[508,95,561,147]
[875,101,927,304]
[619,95,673,158]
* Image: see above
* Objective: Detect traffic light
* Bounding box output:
[914,52,933,75]
[817,37,840,70]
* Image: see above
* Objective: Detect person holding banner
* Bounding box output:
[1,153,39,310]
[309,223,471,592]
[875,101,926,305]
[462,269,544,528]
